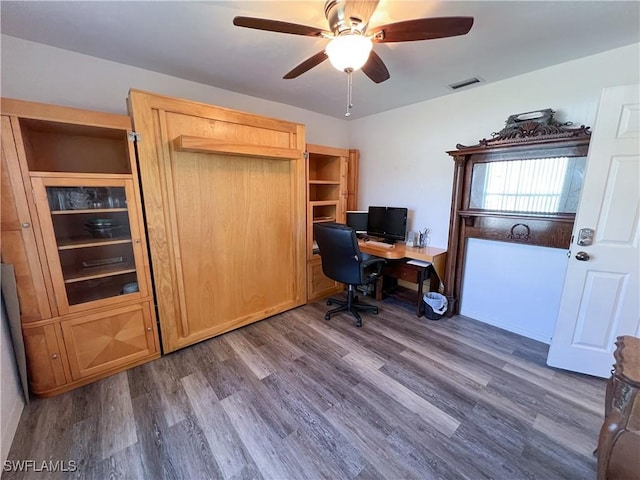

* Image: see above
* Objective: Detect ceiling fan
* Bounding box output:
[233,0,474,84]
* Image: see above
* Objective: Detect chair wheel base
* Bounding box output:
[322,290,378,328]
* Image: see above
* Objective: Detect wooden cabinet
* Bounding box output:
[61,302,157,380]
[21,323,68,392]
[1,98,160,397]
[597,335,640,480]
[306,144,358,302]
[128,90,307,353]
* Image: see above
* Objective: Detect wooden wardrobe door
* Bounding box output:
[1,116,54,322]
[128,90,307,352]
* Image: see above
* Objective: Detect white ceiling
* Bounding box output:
[1,1,639,120]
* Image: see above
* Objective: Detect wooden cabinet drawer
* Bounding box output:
[61,302,158,380]
[308,258,342,301]
[383,262,421,284]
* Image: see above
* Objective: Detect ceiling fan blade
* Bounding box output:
[233,16,328,37]
[369,17,474,43]
[361,50,390,83]
[283,51,329,79]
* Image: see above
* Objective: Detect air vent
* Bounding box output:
[448,77,482,90]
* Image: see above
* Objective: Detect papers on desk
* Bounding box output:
[406,259,432,267]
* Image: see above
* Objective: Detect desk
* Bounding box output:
[358,242,447,285]
[358,241,447,315]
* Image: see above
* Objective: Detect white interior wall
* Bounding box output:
[0,35,349,147]
[0,33,638,456]
[0,298,24,464]
[350,43,640,342]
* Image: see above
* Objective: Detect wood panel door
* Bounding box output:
[547,85,640,377]
[61,302,158,380]
[1,116,54,322]
[30,176,151,315]
[128,90,307,352]
[22,322,68,393]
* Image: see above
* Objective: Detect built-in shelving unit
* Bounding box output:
[1,98,160,396]
[306,144,350,302]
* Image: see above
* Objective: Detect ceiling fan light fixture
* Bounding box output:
[326,34,372,72]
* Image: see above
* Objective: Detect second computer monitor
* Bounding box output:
[346,211,368,233]
[367,206,408,243]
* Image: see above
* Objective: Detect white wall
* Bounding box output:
[350,43,640,342]
[0,299,24,464]
[1,35,638,347]
[0,35,349,147]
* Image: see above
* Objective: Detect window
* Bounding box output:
[470,156,587,214]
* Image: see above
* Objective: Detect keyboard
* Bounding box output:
[365,240,394,248]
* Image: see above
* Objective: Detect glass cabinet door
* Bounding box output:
[32,178,147,313]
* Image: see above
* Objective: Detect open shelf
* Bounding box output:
[173,135,302,160]
[19,118,132,174]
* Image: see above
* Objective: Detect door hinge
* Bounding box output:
[128,132,141,142]
[304,152,309,160]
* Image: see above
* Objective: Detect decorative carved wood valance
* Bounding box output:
[457,109,591,149]
[443,109,591,316]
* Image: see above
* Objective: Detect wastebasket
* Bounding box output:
[423,292,448,320]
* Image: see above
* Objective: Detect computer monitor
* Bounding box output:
[384,207,408,242]
[367,206,408,243]
[346,211,368,234]
[366,206,387,238]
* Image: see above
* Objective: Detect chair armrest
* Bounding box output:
[362,257,386,277]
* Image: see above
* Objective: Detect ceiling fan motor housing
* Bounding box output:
[324,0,379,36]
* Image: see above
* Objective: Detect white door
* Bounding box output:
[547,84,640,378]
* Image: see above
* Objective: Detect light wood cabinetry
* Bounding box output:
[1,98,160,397]
[21,323,68,392]
[128,90,307,353]
[306,144,358,302]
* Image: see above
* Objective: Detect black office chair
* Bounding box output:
[314,222,385,327]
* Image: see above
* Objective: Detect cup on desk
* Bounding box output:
[406,231,419,247]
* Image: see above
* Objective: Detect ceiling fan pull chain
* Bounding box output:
[345,67,353,117]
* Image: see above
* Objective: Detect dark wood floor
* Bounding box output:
[5,298,606,480]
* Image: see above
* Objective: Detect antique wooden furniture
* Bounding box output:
[445,109,592,315]
[313,222,385,327]
[128,90,307,353]
[597,335,640,480]
[1,98,160,397]
[306,144,359,302]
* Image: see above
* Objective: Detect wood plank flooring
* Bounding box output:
[4,299,606,479]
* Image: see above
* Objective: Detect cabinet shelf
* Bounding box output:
[57,237,132,250]
[51,208,128,215]
[309,180,341,185]
[313,216,335,223]
[64,264,136,284]
[310,200,339,207]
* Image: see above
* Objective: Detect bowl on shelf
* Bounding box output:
[85,220,125,238]
[121,282,139,294]
[86,218,116,227]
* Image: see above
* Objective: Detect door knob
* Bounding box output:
[575,251,590,261]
